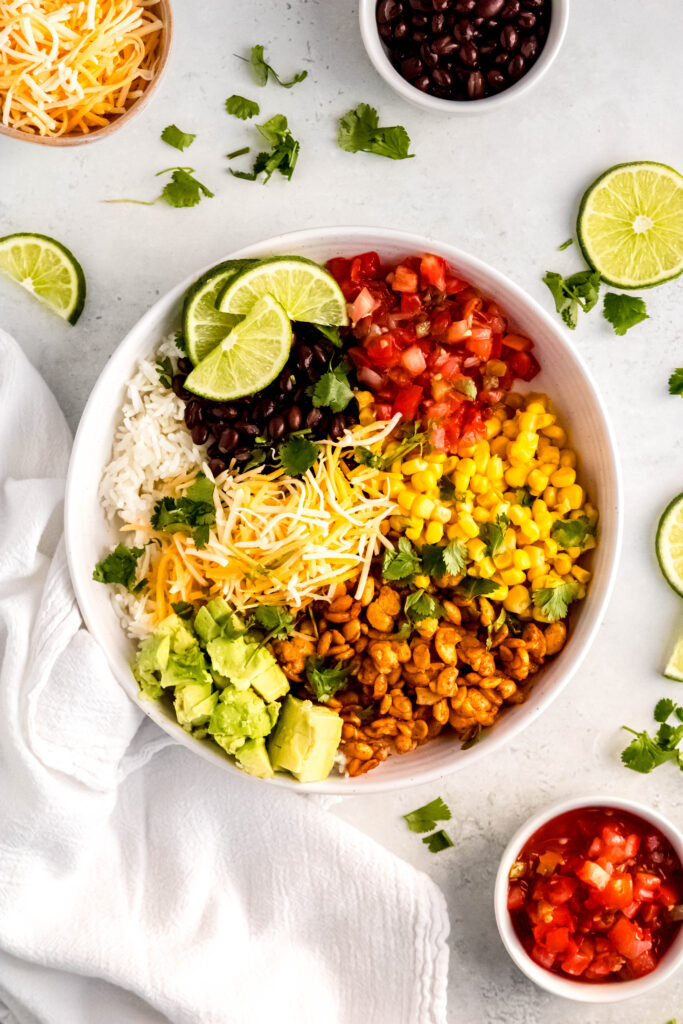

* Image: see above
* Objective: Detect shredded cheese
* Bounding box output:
[0,0,164,136]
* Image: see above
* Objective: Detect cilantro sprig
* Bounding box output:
[532,581,579,622]
[404,590,445,623]
[240,44,307,89]
[305,657,350,703]
[105,167,214,209]
[542,269,601,330]
[93,544,146,593]
[310,361,353,413]
[603,292,649,335]
[403,798,454,854]
[253,605,295,639]
[156,356,173,389]
[225,95,260,120]
[669,368,683,396]
[279,435,320,476]
[550,516,594,549]
[354,425,427,471]
[382,537,469,583]
[338,103,413,161]
[230,114,300,183]
[161,125,196,151]
[621,700,683,774]
[151,474,216,548]
[457,576,499,599]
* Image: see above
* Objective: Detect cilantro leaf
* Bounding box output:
[93,544,145,592]
[603,292,649,336]
[314,324,343,348]
[457,575,498,599]
[515,487,534,508]
[383,537,421,581]
[337,103,413,161]
[254,605,295,639]
[241,45,307,88]
[305,657,350,703]
[532,581,579,622]
[404,590,444,622]
[156,356,173,389]
[403,796,451,833]
[225,94,260,120]
[443,539,468,576]
[279,435,319,476]
[230,115,300,183]
[161,124,196,151]
[311,363,353,413]
[620,727,678,774]
[551,516,594,549]
[150,474,216,548]
[439,478,456,502]
[479,519,505,558]
[157,167,214,208]
[420,544,447,578]
[171,601,194,619]
[354,426,427,473]
[422,830,454,853]
[558,238,573,250]
[543,269,601,329]
[354,446,382,470]
[669,368,683,396]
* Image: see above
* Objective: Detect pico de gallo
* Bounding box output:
[507,806,683,983]
[327,250,541,451]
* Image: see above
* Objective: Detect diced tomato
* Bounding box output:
[446,319,472,343]
[400,292,423,315]
[419,254,447,292]
[544,927,571,954]
[458,408,487,448]
[621,901,641,920]
[391,265,419,293]
[400,345,427,376]
[444,274,468,295]
[609,917,652,961]
[576,861,612,891]
[326,256,350,283]
[349,251,380,282]
[545,875,578,905]
[658,882,680,907]
[583,953,621,980]
[392,385,423,421]
[598,875,634,910]
[507,883,526,912]
[350,287,381,325]
[627,949,658,977]
[430,425,446,450]
[364,332,403,369]
[531,944,556,970]
[501,332,532,352]
[633,873,661,902]
[373,402,393,421]
[509,350,541,381]
[561,944,593,977]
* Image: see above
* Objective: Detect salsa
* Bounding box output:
[326,251,540,452]
[507,806,683,983]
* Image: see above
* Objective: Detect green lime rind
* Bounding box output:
[183,259,258,365]
[577,161,683,289]
[0,231,86,324]
[184,294,292,402]
[655,491,683,599]
[218,255,348,326]
[663,637,683,682]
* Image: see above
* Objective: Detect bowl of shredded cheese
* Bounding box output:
[0,0,172,145]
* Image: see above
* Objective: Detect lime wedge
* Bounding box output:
[663,637,683,682]
[183,260,257,365]
[656,492,683,598]
[0,232,86,324]
[577,162,683,288]
[184,294,292,401]
[218,256,348,326]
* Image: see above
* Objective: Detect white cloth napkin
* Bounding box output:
[0,328,449,1024]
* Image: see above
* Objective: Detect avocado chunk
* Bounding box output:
[132,633,171,700]
[174,681,218,729]
[156,613,196,652]
[268,695,342,783]
[208,684,279,756]
[206,636,289,701]
[194,605,221,644]
[161,645,212,690]
[235,738,274,779]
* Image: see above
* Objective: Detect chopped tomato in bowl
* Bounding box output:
[495,798,683,1002]
[327,251,540,453]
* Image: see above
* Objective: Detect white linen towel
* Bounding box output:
[0,328,449,1024]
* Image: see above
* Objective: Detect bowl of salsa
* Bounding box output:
[494,796,683,1001]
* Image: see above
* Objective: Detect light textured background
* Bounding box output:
[1,1,682,1021]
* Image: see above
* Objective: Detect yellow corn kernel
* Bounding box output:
[402,457,428,476]
[539,444,560,465]
[389,515,406,532]
[517,412,538,432]
[554,500,571,517]
[413,496,435,520]
[527,565,547,582]
[493,550,514,570]
[446,523,466,541]
[431,504,452,524]
[358,408,375,426]
[519,519,541,543]
[530,574,550,590]
[527,469,549,494]
[389,459,402,475]
[543,486,557,509]
[486,417,502,439]
[535,413,555,429]
[397,489,417,512]
[505,466,529,488]
[479,491,500,509]
[544,538,559,557]
[458,513,479,539]
[386,479,404,499]
[490,435,509,458]
[355,390,373,409]
[558,484,583,510]
[504,585,531,614]
[412,469,439,492]
[504,527,518,550]
[453,471,469,493]
[459,457,476,477]
[502,419,518,439]
[424,521,444,545]
[413,574,431,590]
[559,449,577,468]
[583,502,599,525]
[506,443,528,467]
[525,400,546,415]
[550,467,576,488]
[541,424,567,445]
[500,568,526,586]
[467,538,487,562]
[554,553,572,576]
[469,473,489,495]
[473,443,490,474]
[443,456,458,474]
[572,565,591,584]
[516,430,540,453]
[486,456,504,482]
[426,451,447,464]
[471,506,489,524]
[524,545,545,568]
[508,505,526,526]
[478,557,496,578]
[405,525,422,542]
[513,549,531,571]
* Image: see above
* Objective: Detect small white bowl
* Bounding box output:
[359,0,569,115]
[494,795,683,1002]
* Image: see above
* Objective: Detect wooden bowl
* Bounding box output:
[0,0,173,147]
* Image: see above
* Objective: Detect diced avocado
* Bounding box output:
[206,636,289,701]
[208,684,279,756]
[194,605,221,643]
[268,695,342,783]
[235,738,274,779]
[132,633,171,701]
[161,645,211,690]
[206,597,233,627]
[156,613,196,653]
[174,681,218,729]
[249,662,289,703]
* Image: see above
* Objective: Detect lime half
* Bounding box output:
[183,260,257,365]
[218,256,348,326]
[0,232,86,324]
[663,637,683,682]
[656,492,683,598]
[184,294,292,401]
[577,162,683,288]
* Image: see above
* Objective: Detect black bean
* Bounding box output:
[232,447,250,462]
[408,0,432,9]
[268,415,286,441]
[410,12,429,25]
[508,52,525,78]
[432,0,452,9]
[330,414,347,440]
[306,408,323,430]
[287,405,303,431]
[500,0,519,14]
[211,403,238,420]
[467,69,485,97]
[453,18,474,40]
[191,424,209,446]
[177,358,192,375]
[500,23,518,49]
[378,22,394,38]
[171,374,186,397]
[520,33,538,59]
[394,18,410,37]
[292,386,305,404]
[517,7,535,26]
[421,41,440,66]
[413,74,432,90]
[279,370,296,394]
[432,32,458,53]
[235,422,260,439]
[218,427,239,453]
[459,40,479,65]
[184,401,203,429]
[454,0,476,10]
[431,66,453,88]
[253,397,276,421]
[486,68,506,89]
[401,55,424,78]
[295,345,313,371]
[478,40,496,55]
[431,12,446,33]
[208,458,226,477]
[377,0,402,21]
[475,0,503,15]
[412,29,428,42]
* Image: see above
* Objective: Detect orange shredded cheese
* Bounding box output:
[0,0,164,137]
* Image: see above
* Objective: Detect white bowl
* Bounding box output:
[494,795,683,1002]
[64,226,622,794]
[359,0,570,115]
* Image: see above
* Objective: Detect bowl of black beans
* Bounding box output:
[360,0,568,111]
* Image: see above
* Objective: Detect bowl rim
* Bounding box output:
[359,0,570,114]
[64,224,623,794]
[0,0,173,147]
[493,794,683,1002]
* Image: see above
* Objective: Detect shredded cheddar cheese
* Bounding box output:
[0,0,164,137]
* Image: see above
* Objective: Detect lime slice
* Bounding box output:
[218,256,348,326]
[0,232,86,324]
[663,637,683,682]
[656,492,683,598]
[577,162,683,289]
[184,294,292,401]
[183,260,257,365]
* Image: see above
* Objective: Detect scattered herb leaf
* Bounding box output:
[383,537,421,581]
[404,590,445,622]
[171,601,194,619]
[305,656,350,703]
[158,166,214,208]
[603,292,649,335]
[225,94,260,120]
[668,368,683,397]
[558,238,573,250]
[355,425,427,472]
[338,103,413,161]
[515,487,534,508]
[230,114,300,183]
[161,124,196,151]
[226,146,251,160]
[279,435,320,476]
[156,356,173,389]
[479,518,506,558]
[311,361,353,412]
[551,516,594,549]
[314,324,343,348]
[422,829,454,853]
[150,474,216,548]
[457,576,499,599]
[532,581,579,622]
[240,44,307,89]
[443,539,468,576]
[254,605,295,639]
[543,269,601,329]
[93,544,145,592]
[403,796,452,833]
